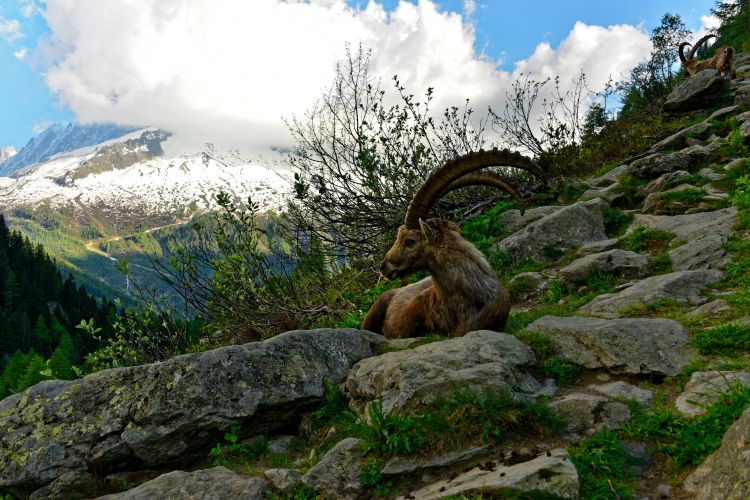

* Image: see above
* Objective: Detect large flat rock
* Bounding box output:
[523,316,695,376]
[94,467,266,500]
[630,208,737,242]
[345,330,546,414]
[558,249,650,284]
[402,448,579,499]
[577,270,723,318]
[0,329,384,496]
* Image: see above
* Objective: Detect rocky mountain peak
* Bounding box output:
[0,146,16,165]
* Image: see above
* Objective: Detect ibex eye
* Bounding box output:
[405,238,416,247]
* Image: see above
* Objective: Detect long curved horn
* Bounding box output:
[439,171,528,215]
[678,42,691,64]
[404,148,544,229]
[688,34,717,60]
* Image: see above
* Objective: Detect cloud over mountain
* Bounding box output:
[38,0,652,154]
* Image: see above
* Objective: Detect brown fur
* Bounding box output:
[362,219,510,339]
[680,36,736,78]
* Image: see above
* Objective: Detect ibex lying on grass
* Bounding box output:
[679,34,737,79]
[362,149,545,339]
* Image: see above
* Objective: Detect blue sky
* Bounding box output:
[0,0,718,151]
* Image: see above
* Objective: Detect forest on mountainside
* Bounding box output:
[0,214,120,397]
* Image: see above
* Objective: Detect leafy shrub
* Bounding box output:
[617,227,673,253]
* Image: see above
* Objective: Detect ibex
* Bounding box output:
[362,149,545,339]
[679,34,737,79]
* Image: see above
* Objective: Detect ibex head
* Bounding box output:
[379,148,546,279]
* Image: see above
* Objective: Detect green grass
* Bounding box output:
[568,430,640,499]
[602,207,633,237]
[692,323,750,355]
[617,227,673,254]
[621,382,750,468]
[309,384,562,463]
[461,200,516,254]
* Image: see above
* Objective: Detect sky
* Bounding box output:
[0,0,719,154]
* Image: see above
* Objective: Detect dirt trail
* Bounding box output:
[84,220,188,272]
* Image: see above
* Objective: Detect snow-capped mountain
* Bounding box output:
[0,146,16,164]
[0,126,291,232]
[0,123,138,176]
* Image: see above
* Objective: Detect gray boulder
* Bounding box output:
[589,381,653,407]
[345,330,546,414]
[663,69,731,112]
[403,448,579,499]
[263,469,302,493]
[683,406,750,498]
[707,105,740,122]
[558,249,650,284]
[496,201,607,265]
[686,299,732,318]
[648,121,712,152]
[627,152,691,179]
[669,234,729,271]
[698,167,725,181]
[95,467,266,500]
[675,371,750,417]
[501,205,562,233]
[0,329,384,496]
[509,272,549,301]
[523,316,695,376]
[637,170,692,197]
[380,445,494,478]
[581,183,623,204]
[585,164,628,188]
[549,393,630,437]
[29,471,105,500]
[641,184,703,214]
[301,438,363,500]
[578,270,723,318]
[630,207,737,243]
[576,238,620,256]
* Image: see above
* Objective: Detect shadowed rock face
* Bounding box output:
[663,69,731,113]
[0,329,384,497]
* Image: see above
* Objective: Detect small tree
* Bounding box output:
[490,71,591,175]
[49,333,75,380]
[618,13,691,115]
[712,0,750,52]
[284,44,492,257]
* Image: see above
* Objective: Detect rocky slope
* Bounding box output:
[2,63,750,499]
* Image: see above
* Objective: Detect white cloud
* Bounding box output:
[13,47,28,59]
[19,1,41,18]
[0,16,22,42]
[463,0,476,17]
[38,0,651,155]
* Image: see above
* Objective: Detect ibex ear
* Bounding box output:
[419,218,437,244]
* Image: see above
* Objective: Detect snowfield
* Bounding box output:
[0,129,292,225]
